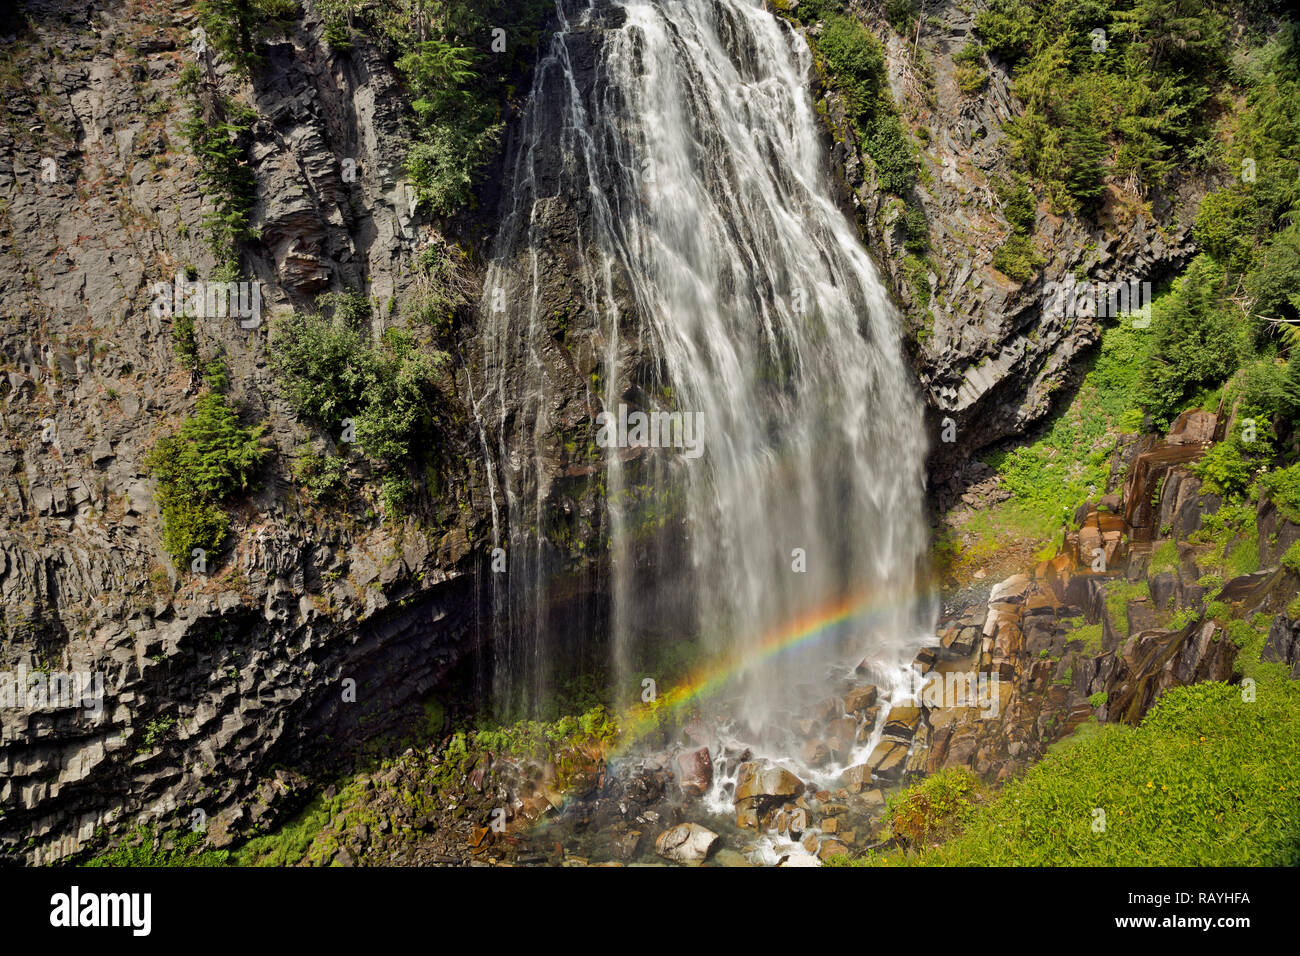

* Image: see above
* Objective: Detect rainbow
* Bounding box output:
[607,581,931,756]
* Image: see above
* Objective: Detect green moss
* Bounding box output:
[85,826,230,867]
[1282,540,1300,575]
[1071,622,1105,654]
[1149,538,1179,575]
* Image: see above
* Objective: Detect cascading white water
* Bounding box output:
[480,0,934,734]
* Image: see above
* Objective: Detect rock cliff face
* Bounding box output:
[0,0,492,863]
[800,1,1207,498]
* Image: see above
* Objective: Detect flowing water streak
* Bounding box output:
[481,0,934,728]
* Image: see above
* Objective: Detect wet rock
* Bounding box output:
[612,829,642,860]
[841,764,871,792]
[800,740,832,766]
[712,848,754,867]
[867,741,909,781]
[654,822,719,865]
[675,746,713,798]
[825,716,858,757]
[734,760,805,829]
[843,685,878,712]
[882,706,922,742]
[734,761,804,802]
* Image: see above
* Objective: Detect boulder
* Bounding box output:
[882,705,921,741]
[988,573,1031,604]
[800,740,831,766]
[841,764,872,791]
[734,761,804,802]
[825,716,858,757]
[675,746,713,798]
[843,685,878,712]
[867,740,908,781]
[654,823,720,865]
[817,839,850,862]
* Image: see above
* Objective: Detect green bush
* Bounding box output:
[196,0,296,73]
[271,296,451,516]
[995,175,1037,234]
[1139,257,1247,428]
[178,75,258,268]
[973,0,1034,62]
[146,391,268,565]
[816,13,888,125]
[882,767,984,848]
[1193,440,1256,499]
[976,0,1227,211]
[883,0,919,34]
[292,450,349,504]
[352,327,448,463]
[269,298,372,425]
[1262,464,1300,523]
[863,112,918,195]
[902,204,929,253]
[813,12,917,196]
[991,233,1042,282]
[953,41,988,94]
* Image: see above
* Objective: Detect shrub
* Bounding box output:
[1139,257,1246,428]
[991,233,1042,282]
[196,0,296,73]
[816,13,888,125]
[995,175,1037,234]
[1262,464,1300,523]
[269,300,372,425]
[292,450,349,504]
[976,0,1226,211]
[271,296,451,517]
[884,767,983,848]
[863,111,918,195]
[813,12,916,196]
[953,42,988,94]
[1192,440,1256,499]
[973,0,1034,62]
[883,0,918,34]
[179,80,258,268]
[146,392,268,565]
[902,204,929,253]
[352,327,448,463]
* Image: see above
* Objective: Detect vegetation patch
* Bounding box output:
[146,374,268,567]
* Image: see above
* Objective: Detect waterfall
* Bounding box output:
[479,0,934,734]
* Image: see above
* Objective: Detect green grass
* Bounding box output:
[1070,622,1105,654]
[1105,580,1150,639]
[1283,539,1300,575]
[1149,538,1179,575]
